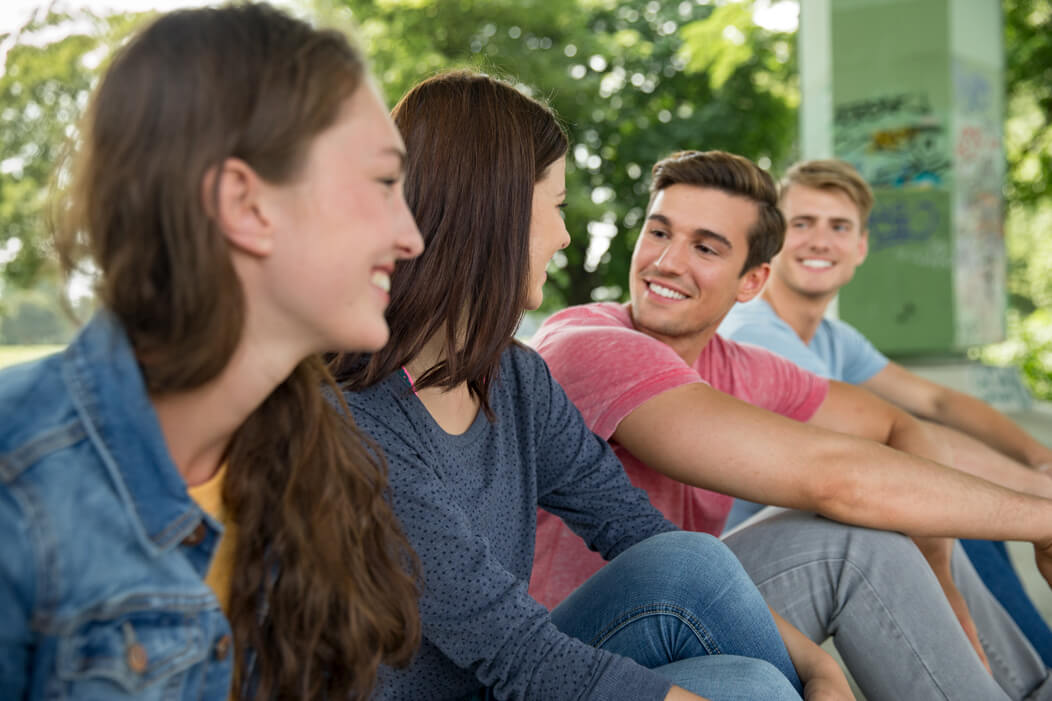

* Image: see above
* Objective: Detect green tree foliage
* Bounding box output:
[328,0,797,308]
[1,11,99,290]
[982,0,1052,398]
[1003,0,1051,208]
[0,8,145,299]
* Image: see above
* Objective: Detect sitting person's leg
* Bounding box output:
[960,538,1052,667]
[724,508,1052,701]
[931,419,1052,666]
[652,655,800,701]
[550,531,802,701]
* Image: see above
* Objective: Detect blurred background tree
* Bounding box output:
[0,6,143,336]
[325,0,797,311]
[978,0,1052,399]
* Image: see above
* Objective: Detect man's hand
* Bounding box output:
[911,536,991,674]
[1035,538,1052,590]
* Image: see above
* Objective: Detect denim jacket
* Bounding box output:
[0,312,233,700]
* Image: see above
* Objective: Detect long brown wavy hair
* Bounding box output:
[53,5,418,698]
[332,71,568,413]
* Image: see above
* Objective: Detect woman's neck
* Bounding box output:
[404,333,480,436]
[151,330,302,486]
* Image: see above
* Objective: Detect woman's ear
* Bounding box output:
[203,158,275,257]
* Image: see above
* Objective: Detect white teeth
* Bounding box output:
[801,259,833,269]
[649,282,687,300]
[371,270,391,292]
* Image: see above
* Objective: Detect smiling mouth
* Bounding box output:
[370,270,391,292]
[800,259,833,269]
[647,281,687,300]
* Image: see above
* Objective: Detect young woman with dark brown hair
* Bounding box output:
[0,4,422,699]
[332,71,827,701]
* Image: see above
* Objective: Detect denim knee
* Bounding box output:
[732,658,801,701]
[658,655,802,701]
[632,531,754,595]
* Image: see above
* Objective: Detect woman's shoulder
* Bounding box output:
[339,369,427,450]
[0,350,80,470]
[502,340,545,370]
[498,342,556,394]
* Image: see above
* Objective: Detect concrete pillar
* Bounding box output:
[799,0,1005,355]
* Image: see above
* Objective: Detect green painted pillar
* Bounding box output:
[799,0,1005,355]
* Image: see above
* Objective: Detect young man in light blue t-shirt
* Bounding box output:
[719,158,1052,664]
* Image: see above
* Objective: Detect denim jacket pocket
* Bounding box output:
[56,609,208,698]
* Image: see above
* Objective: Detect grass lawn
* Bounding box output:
[0,345,65,370]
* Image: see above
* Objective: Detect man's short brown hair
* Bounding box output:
[780,159,875,224]
[649,150,785,274]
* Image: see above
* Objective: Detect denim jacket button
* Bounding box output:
[182,522,207,547]
[126,643,149,673]
[213,634,232,661]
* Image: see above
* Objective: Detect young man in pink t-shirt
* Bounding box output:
[529,151,1052,701]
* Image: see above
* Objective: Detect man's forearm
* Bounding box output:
[813,432,1052,543]
[929,387,1052,468]
[923,420,1052,500]
[815,381,1052,504]
[617,383,1052,545]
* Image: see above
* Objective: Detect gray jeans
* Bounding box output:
[723,507,1052,701]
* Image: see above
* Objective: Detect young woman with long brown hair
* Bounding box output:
[0,4,421,699]
[333,71,847,701]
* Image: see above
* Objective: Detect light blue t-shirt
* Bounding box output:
[718,297,889,384]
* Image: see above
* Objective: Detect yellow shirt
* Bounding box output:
[188,466,238,700]
[187,465,235,614]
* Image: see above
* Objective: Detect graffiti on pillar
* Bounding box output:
[834,92,951,188]
[868,197,940,253]
[866,189,951,273]
[952,60,1004,345]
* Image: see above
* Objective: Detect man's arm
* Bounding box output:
[863,361,1052,469]
[613,382,1052,545]
[807,380,953,465]
[923,419,1052,500]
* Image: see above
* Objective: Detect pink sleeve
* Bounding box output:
[703,335,829,422]
[532,308,704,440]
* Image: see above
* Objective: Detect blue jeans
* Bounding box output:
[549,531,803,701]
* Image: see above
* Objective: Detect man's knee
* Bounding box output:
[728,510,926,574]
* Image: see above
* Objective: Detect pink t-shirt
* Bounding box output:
[528,302,829,609]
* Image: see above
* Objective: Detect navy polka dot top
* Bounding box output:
[345,344,676,700]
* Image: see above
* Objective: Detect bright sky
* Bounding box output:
[0,0,799,37]
[0,0,222,35]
